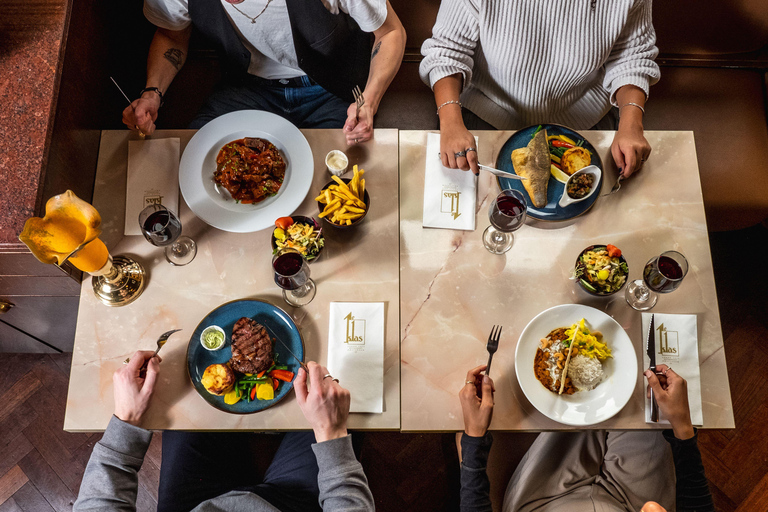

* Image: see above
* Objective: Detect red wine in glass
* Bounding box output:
[138,204,197,266]
[490,196,526,231]
[644,255,686,293]
[272,251,316,307]
[483,189,527,254]
[626,250,688,310]
[141,209,182,246]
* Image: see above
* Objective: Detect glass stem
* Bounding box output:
[634,283,650,302]
[292,282,311,298]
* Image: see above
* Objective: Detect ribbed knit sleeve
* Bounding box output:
[603,0,660,105]
[419,0,660,130]
[419,0,479,90]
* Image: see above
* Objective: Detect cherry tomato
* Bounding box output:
[606,244,622,258]
[275,217,294,230]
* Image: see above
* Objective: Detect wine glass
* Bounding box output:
[625,250,688,310]
[483,189,527,254]
[272,250,316,307]
[139,204,197,266]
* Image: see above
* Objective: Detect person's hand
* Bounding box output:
[295,361,350,442]
[344,102,375,145]
[439,119,479,174]
[644,364,694,440]
[459,365,494,437]
[640,501,667,512]
[611,118,651,178]
[113,350,161,426]
[122,93,161,136]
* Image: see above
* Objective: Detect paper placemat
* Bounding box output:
[125,138,180,235]
[423,133,478,231]
[642,313,703,426]
[327,302,384,413]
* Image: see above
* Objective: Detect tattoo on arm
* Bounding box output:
[163,48,184,70]
[371,41,382,60]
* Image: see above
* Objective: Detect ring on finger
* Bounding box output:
[465,380,475,385]
[323,373,334,380]
[465,147,476,154]
[454,150,467,158]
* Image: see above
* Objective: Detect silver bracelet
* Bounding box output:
[436,100,461,115]
[620,102,645,115]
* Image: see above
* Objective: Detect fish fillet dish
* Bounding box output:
[229,317,274,374]
[214,137,286,204]
[534,319,612,395]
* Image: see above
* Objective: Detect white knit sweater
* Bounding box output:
[420,0,660,129]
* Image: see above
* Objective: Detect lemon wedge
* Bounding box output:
[550,165,569,183]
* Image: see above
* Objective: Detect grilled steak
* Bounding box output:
[229,317,274,374]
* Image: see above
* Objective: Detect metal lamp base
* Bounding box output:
[92,255,146,307]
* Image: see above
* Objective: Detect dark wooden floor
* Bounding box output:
[1,224,766,512]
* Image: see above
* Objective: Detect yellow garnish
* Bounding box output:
[565,318,612,361]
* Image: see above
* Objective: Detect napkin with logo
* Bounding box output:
[327,302,384,413]
[423,132,478,231]
[125,138,180,235]
[641,313,703,425]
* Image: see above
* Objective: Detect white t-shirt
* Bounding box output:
[144,0,387,79]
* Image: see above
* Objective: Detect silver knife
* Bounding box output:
[478,164,528,180]
[646,314,659,422]
[434,154,527,180]
[273,336,308,372]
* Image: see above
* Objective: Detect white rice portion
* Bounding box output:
[567,354,604,391]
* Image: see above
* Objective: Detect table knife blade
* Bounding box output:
[273,336,308,372]
[646,314,659,422]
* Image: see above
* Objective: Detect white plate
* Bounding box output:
[515,304,637,426]
[179,110,314,233]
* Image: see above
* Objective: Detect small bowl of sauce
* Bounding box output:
[201,325,226,351]
[558,165,601,207]
[325,150,349,176]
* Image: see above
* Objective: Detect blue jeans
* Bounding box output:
[190,75,349,129]
[157,431,321,512]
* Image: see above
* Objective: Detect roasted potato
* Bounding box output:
[201,363,235,395]
[561,147,591,176]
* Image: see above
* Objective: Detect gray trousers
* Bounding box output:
[503,431,676,512]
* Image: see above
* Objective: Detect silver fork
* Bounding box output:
[603,174,624,196]
[352,85,365,120]
[485,325,502,376]
[124,329,182,376]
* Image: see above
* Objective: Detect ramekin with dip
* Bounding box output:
[201,325,226,351]
[325,150,349,176]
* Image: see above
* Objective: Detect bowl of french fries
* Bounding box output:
[315,165,369,228]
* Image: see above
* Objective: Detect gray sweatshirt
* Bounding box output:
[74,416,375,511]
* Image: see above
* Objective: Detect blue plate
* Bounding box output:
[496,124,603,221]
[186,299,304,414]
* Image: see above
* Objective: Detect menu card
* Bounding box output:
[125,138,180,235]
[423,132,477,231]
[641,313,703,426]
[327,302,384,413]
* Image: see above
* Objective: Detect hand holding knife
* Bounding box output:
[646,314,662,422]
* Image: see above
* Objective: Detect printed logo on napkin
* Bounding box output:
[328,302,384,413]
[423,132,477,231]
[642,313,703,425]
[125,138,180,235]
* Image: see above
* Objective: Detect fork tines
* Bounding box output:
[353,85,365,118]
[485,325,502,376]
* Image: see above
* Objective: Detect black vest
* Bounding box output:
[188,0,373,104]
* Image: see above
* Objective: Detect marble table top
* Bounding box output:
[64,129,401,431]
[399,130,734,432]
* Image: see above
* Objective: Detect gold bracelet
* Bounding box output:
[436,100,461,115]
[620,102,645,115]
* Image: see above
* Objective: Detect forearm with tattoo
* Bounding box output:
[371,41,382,60]
[163,48,185,70]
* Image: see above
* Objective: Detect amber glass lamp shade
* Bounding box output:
[19,190,145,306]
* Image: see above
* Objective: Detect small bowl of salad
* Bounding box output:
[271,216,325,262]
[573,244,629,296]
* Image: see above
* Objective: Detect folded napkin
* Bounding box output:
[641,313,703,426]
[423,132,478,231]
[125,138,180,235]
[327,302,384,413]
